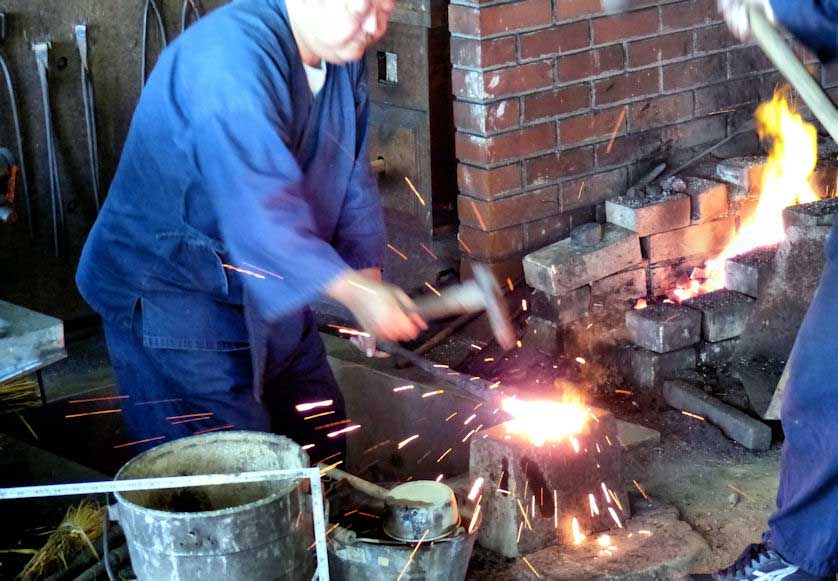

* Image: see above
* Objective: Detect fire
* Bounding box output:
[500,393,589,447]
[673,90,820,301]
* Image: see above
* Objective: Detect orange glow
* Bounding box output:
[673,91,820,301]
[500,393,589,447]
[634,298,648,310]
[571,517,586,545]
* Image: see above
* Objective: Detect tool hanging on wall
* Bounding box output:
[141,0,168,87]
[75,24,102,213]
[0,12,32,235]
[181,0,203,32]
[32,41,64,256]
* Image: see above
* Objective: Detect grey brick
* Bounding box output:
[782,198,838,231]
[649,256,707,296]
[715,156,767,194]
[698,338,739,366]
[684,289,755,342]
[625,346,697,393]
[685,177,728,223]
[524,224,642,295]
[605,194,691,237]
[591,267,648,304]
[663,380,772,451]
[523,316,560,354]
[641,217,736,263]
[530,287,591,325]
[626,303,702,353]
[724,245,778,298]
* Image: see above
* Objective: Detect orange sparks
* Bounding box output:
[419,242,438,260]
[517,521,525,542]
[575,357,586,364]
[68,395,127,404]
[222,264,266,279]
[435,474,444,482]
[433,364,449,369]
[315,419,353,430]
[241,261,284,280]
[166,412,212,421]
[468,477,485,501]
[589,493,600,516]
[470,200,487,230]
[302,444,315,450]
[633,480,650,500]
[608,507,623,529]
[397,529,430,581]
[634,298,648,310]
[170,416,213,425]
[605,106,627,154]
[404,176,426,207]
[597,534,612,548]
[393,385,415,392]
[422,390,444,398]
[521,299,528,311]
[463,414,477,425]
[553,490,559,528]
[484,357,495,362]
[728,484,756,502]
[468,504,482,534]
[501,394,590,447]
[602,482,611,504]
[134,398,182,406]
[113,436,166,449]
[397,435,420,449]
[516,340,523,349]
[614,389,633,395]
[386,243,409,261]
[424,282,442,297]
[65,408,122,419]
[295,399,334,412]
[462,429,477,443]
[195,424,234,435]
[682,411,706,421]
[445,412,458,421]
[517,499,533,530]
[458,235,472,254]
[326,424,361,438]
[436,448,453,462]
[609,489,624,511]
[319,461,343,476]
[336,327,371,338]
[571,517,586,545]
[522,556,542,578]
[303,411,335,421]
[570,437,581,453]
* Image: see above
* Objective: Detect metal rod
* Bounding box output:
[75,24,101,213]
[33,41,63,256]
[0,50,32,235]
[141,0,168,87]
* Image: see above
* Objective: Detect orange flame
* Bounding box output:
[501,392,589,447]
[673,90,820,301]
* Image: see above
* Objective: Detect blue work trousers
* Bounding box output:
[103,301,345,464]
[767,226,838,577]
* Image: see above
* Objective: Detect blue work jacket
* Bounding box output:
[76,0,385,351]
[772,0,838,61]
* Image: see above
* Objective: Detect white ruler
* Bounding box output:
[0,468,330,580]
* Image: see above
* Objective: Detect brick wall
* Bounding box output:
[450,0,833,281]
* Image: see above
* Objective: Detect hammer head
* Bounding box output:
[471,265,516,351]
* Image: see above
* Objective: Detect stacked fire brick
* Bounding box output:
[449,0,833,283]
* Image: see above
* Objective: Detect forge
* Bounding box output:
[469,407,629,558]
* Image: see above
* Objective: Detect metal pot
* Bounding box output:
[383,481,460,542]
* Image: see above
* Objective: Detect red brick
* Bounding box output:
[660,115,726,150]
[555,0,602,21]
[596,128,663,167]
[693,78,760,115]
[559,107,627,146]
[728,45,774,78]
[628,30,693,67]
[592,8,659,44]
[456,123,556,165]
[558,44,624,83]
[450,37,517,68]
[457,163,523,200]
[525,147,595,186]
[661,0,720,31]
[454,99,520,135]
[453,61,553,100]
[458,189,559,231]
[560,167,628,213]
[662,53,726,91]
[460,254,526,285]
[449,0,552,37]
[519,21,590,60]
[594,68,660,105]
[524,212,574,249]
[459,224,524,259]
[694,23,739,52]
[628,92,694,130]
[523,84,591,122]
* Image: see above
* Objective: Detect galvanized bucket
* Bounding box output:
[111,431,315,581]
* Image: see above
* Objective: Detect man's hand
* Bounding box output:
[349,269,392,357]
[717,0,775,41]
[327,269,427,345]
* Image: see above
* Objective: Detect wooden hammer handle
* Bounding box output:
[749,5,838,142]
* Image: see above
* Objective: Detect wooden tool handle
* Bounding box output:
[749,6,838,142]
[318,464,391,500]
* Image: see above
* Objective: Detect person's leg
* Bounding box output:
[262,310,347,465]
[766,237,838,577]
[103,308,269,453]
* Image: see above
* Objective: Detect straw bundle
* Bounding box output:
[19,500,105,580]
[0,377,40,410]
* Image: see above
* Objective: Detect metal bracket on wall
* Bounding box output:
[142,0,168,87]
[75,23,102,213]
[32,41,64,256]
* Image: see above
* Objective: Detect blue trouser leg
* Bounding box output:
[103,307,343,460]
[767,227,838,577]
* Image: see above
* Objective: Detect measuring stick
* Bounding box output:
[0,468,330,580]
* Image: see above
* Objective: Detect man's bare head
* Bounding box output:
[286,0,394,65]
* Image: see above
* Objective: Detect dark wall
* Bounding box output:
[0,0,226,318]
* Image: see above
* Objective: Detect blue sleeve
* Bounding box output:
[332,61,387,271]
[771,0,838,61]
[192,107,350,321]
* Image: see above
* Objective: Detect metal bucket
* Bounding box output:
[111,431,314,581]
